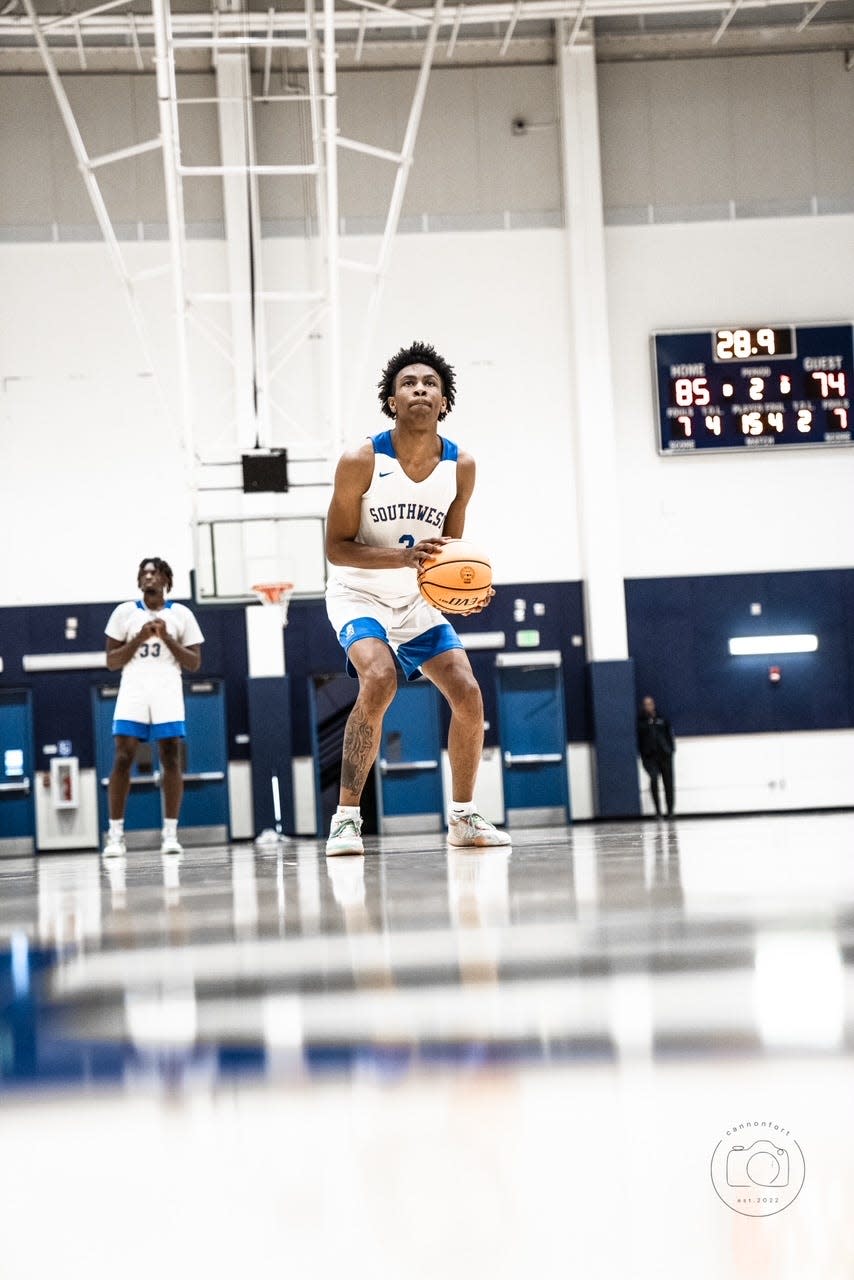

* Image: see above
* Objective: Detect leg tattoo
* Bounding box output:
[340,706,379,801]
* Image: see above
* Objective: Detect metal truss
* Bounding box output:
[12,0,851,596]
[5,0,854,72]
[15,0,452,508]
[11,0,853,482]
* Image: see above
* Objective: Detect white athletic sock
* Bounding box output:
[108,819,124,838]
[449,800,477,822]
[163,818,178,838]
[336,805,361,820]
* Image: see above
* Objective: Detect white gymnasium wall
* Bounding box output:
[5,213,853,602]
[2,52,853,817]
[605,215,854,579]
[0,226,578,605]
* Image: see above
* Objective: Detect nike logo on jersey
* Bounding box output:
[379,470,394,478]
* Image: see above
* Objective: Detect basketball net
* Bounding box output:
[251,581,294,629]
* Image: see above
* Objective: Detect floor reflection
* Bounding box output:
[0,812,852,1092]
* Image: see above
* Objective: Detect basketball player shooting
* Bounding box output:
[102,558,204,857]
[324,340,511,856]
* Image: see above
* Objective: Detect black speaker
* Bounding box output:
[241,450,289,494]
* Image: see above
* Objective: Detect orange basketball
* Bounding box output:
[418,540,492,614]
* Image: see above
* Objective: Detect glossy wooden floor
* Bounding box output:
[1,812,853,1278]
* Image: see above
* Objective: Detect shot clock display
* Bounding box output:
[652,323,854,454]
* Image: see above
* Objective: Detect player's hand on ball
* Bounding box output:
[460,587,495,616]
[416,540,493,614]
[407,537,448,571]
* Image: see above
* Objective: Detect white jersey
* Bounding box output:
[105,600,204,700]
[330,429,459,605]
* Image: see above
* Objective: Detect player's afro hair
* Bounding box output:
[137,557,174,592]
[378,341,456,421]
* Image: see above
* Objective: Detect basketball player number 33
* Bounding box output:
[139,642,161,657]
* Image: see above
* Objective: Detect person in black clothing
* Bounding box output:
[637,695,676,817]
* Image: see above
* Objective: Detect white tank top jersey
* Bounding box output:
[330,429,460,605]
[105,600,204,693]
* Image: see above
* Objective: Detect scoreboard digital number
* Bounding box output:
[652,323,854,454]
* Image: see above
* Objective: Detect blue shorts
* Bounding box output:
[112,719,186,741]
[326,583,463,681]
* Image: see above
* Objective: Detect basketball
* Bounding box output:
[418,539,492,614]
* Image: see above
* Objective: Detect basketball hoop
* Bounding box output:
[251,581,294,628]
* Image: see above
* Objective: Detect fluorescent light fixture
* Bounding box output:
[728,634,818,656]
[495,650,562,668]
[23,652,107,672]
[458,631,506,650]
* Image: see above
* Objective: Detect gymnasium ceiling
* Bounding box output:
[1,0,854,71]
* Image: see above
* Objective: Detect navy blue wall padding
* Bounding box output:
[247,676,295,837]
[4,568,853,785]
[0,600,249,771]
[588,660,641,818]
[625,569,854,736]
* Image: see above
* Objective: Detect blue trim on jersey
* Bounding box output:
[135,599,173,609]
[135,600,145,611]
[113,718,186,741]
[371,430,458,463]
[396,623,463,681]
[371,430,396,459]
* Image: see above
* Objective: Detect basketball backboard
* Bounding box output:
[193,515,327,605]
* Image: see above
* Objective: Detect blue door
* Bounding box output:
[496,655,570,826]
[93,684,162,842]
[179,679,229,839]
[92,680,229,845]
[378,681,444,834]
[0,689,35,854]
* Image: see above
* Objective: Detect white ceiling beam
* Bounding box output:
[795,0,826,31]
[711,0,745,44]
[21,0,171,423]
[151,0,196,472]
[215,48,264,450]
[498,0,523,54]
[6,0,844,42]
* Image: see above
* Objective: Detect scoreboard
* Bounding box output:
[652,324,854,454]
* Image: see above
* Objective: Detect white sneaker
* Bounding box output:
[326,813,364,856]
[160,834,184,855]
[447,812,511,848]
[102,834,126,858]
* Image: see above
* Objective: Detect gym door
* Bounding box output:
[495,653,570,826]
[93,684,162,841]
[92,680,229,845]
[0,689,35,855]
[377,681,444,834]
